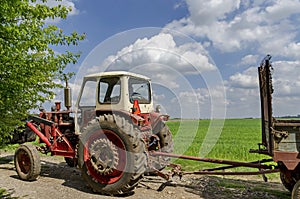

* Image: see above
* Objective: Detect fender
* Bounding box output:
[150,111,169,134]
[96,110,149,130]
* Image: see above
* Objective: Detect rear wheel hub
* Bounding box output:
[89,138,119,175]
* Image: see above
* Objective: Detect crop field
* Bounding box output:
[166,118,273,172]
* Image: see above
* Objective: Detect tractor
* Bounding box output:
[14,71,174,195]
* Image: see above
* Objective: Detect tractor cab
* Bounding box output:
[75,71,154,131]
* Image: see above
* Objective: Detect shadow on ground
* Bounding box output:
[140,174,291,199]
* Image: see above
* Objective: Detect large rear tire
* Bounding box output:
[14,144,41,181]
[78,114,147,195]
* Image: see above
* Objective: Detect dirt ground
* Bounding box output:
[0,150,291,199]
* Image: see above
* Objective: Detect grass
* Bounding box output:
[167,118,273,171]
[0,188,17,199]
[0,144,19,152]
[0,137,45,152]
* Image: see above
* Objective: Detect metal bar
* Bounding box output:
[184,169,279,176]
[51,151,75,158]
[202,159,274,172]
[29,115,54,126]
[150,151,272,169]
[26,121,52,147]
[249,148,270,155]
[274,122,300,127]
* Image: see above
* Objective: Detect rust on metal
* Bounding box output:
[184,169,279,176]
[258,54,274,156]
[273,151,300,170]
[274,122,300,127]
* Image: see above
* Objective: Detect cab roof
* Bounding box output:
[83,71,150,80]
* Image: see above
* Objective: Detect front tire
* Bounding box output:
[14,144,41,181]
[78,114,147,195]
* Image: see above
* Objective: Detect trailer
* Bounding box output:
[256,55,300,198]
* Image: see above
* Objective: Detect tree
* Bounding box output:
[0,0,85,144]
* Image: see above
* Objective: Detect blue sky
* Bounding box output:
[49,0,300,119]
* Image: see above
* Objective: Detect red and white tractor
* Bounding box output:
[14,71,173,195]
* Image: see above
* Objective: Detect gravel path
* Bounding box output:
[0,150,291,199]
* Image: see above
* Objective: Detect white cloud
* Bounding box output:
[282,42,300,59]
[166,0,300,56]
[101,33,216,75]
[272,60,300,96]
[226,60,300,117]
[265,0,300,21]
[228,67,258,89]
[270,60,300,116]
[34,0,79,23]
[240,54,259,66]
[185,0,240,26]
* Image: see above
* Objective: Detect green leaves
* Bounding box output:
[0,0,85,143]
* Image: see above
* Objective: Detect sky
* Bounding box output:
[48,0,300,119]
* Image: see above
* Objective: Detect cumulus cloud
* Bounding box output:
[265,0,300,21]
[34,0,79,23]
[226,60,300,117]
[240,54,259,66]
[166,0,300,56]
[185,0,240,26]
[101,33,216,75]
[228,67,258,89]
[272,60,300,96]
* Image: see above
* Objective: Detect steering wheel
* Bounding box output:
[131,92,142,100]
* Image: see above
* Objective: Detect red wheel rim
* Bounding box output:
[17,150,31,174]
[83,129,126,184]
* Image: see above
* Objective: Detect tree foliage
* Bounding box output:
[0,0,85,144]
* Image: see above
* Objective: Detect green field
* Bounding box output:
[166,118,272,171]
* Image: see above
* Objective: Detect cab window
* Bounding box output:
[99,77,121,104]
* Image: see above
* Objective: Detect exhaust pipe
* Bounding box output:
[64,79,72,110]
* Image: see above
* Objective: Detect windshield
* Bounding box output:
[129,77,151,104]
